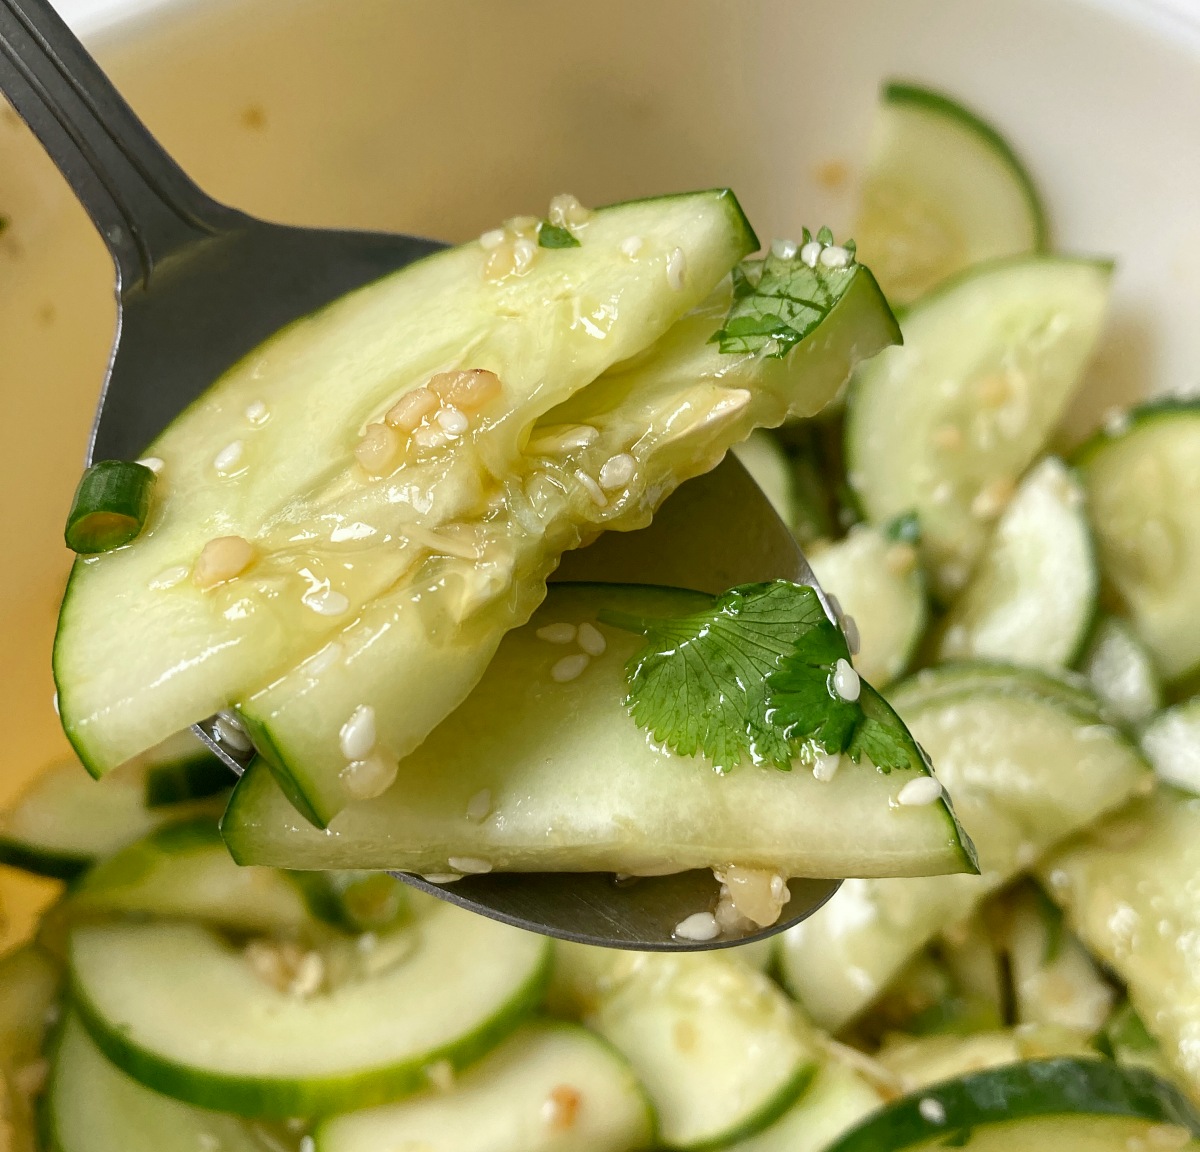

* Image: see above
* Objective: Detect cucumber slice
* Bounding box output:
[1040,789,1200,1100]
[808,523,927,686]
[68,898,550,1117]
[731,430,796,528]
[585,952,819,1149]
[315,1021,653,1152]
[55,191,759,783]
[825,1058,1200,1152]
[221,583,972,879]
[1076,399,1200,681]
[141,730,230,807]
[777,671,1150,1031]
[1141,699,1200,794]
[937,458,1097,670]
[286,870,410,935]
[1081,617,1162,727]
[0,945,60,1152]
[68,819,312,935]
[47,1014,269,1152]
[846,256,1112,600]
[854,82,1047,307]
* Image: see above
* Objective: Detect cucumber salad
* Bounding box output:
[3,80,1200,1151]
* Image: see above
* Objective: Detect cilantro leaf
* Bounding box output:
[537,221,581,249]
[710,227,860,358]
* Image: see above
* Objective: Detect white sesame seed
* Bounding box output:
[674,912,720,941]
[213,440,245,475]
[214,713,253,753]
[918,1097,947,1125]
[479,228,507,250]
[149,565,189,590]
[305,588,350,616]
[137,456,164,474]
[842,613,861,656]
[551,653,590,682]
[422,873,463,884]
[832,658,861,702]
[575,469,608,507]
[245,400,269,424]
[771,238,799,259]
[1104,406,1131,437]
[897,776,943,807]
[666,247,687,291]
[193,536,256,589]
[339,704,377,761]
[812,751,841,782]
[448,856,493,874]
[537,622,578,644]
[576,622,607,657]
[357,932,378,954]
[620,235,643,259]
[819,245,852,268]
[800,240,822,267]
[299,1136,316,1152]
[598,452,636,491]
[466,789,492,821]
[931,481,954,505]
[435,406,470,436]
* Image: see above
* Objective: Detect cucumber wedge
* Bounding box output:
[854,82,1047,307]
[316,1022,654,1152]
[1141,699,1200,793]
[1082,617,1162,728]
[221,583,973,879]
[808,523,927,686]
[47,1015,269,1152]
[937,458,1097,669]
[55,191,759,782]
[824,1058,1200,1152]
[1077,398,1200,681]
[1040,789,1200,1100]
[69,898,549,1117]
[777,668,1150,1032]
[846,256,1112,600]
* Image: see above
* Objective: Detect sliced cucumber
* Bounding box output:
[1040,789,1200,1100]
[47,1014,270,1152]
[846,256,1112,600]
[69,898,550,1117]
[1077,399,1200,681]
[585,951,819,1150]
[777,670,1150,1032]
[854,81,1047,307]
[827,1058,1200,1152]
[1141,699,1200,794]
[221,582,971,879]
[315,1021,653,1152]
[1082,617,1162,728]
[55,191,759,782]
[68,819,312,935]
[732,430,796,528]
[140,730,231,807]
[808,523,927,686]
[286,870,410,935]
[937,458,1097,669]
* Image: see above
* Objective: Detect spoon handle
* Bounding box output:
[0,0,234,291]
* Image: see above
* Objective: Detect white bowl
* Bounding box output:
[2,0,1198,934]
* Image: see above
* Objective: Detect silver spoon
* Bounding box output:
[1,0,841,950]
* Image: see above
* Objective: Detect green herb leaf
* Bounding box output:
[710,228,861,358]
[537,222,581,249]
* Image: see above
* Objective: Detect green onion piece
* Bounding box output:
[537,221,581,249]
[65,460,156,554]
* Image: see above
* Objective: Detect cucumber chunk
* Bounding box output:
[221,583,972,879]
[54,191,759,783]
[69,898,550,1117]
[937,458,1097,669]
[1141,699,1200,794]
[315,1021,653,1152]
[1077,399,1200,681]
[846,256,1112,600]
[1041,789,1200,1101]
[808,523,927,686]
[824,1058,1200,1152]
[854,82,1047,307]
[777,670,1150,1032]
[1082,617,1162,727]
[47,1014,269,1152]
[731,430,797,528]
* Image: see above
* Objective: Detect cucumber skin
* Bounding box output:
[68,937,553,1119]
[684,1062,816,1152]
[0,839,90,882]
[824,1058,1200,1152]
[1072,396,1200,469]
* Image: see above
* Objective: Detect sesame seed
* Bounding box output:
[214,710,253,753]
[771,238,798,259]
[435,406,470,436]
[213,440,245,475]
[466,789,492,821]
[339,704,377,761]
[548,193,591,228]
[1104,406,1131,437]
[842,613,861,656]
[245,400,269,424]
[339,750,398,800]
[422,873,463,884]
[551,653,590,682]
[304,587,350,616]
[812,751,841,782]
[931,481,954,505]
[537,622,578,644]
[149,565,189,590]
[137,456,164,474]
[800,240,822,267]
[51,692,59,716]
[576,622,607,657]
[971,476,1016,520]
[918,1097,946,1125]
[299,1137,316,1152]
[674,912,720,941]
[506,215,540,238]
[354,422,402,476]
[575,469,608,507]
[479,228,507,250]
[620,235,643,259]
[598,452,636,491]
[832,658,860,702]
[448,856,492,874]
[666,247,687,291]
[819,245,852,268]
[897,776,943,806]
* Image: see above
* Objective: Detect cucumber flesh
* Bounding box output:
[1077,400,1200,681]
[777,672,1150,1031]
[937,458,1096,669]
[731,430,797,528]
[808,524,927,686]
[315,1021,653,1152]
[221,583,972,880]
[55,191,758,782]
[1081,617,1162,727]
[846,256,1111,600]
[68,898,549,1117]
[1141,699,1200,794]
[854,82,1046,307]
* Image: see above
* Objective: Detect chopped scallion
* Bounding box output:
[65,460,156,554]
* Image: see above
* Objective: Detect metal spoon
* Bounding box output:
[1,0,841,949]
